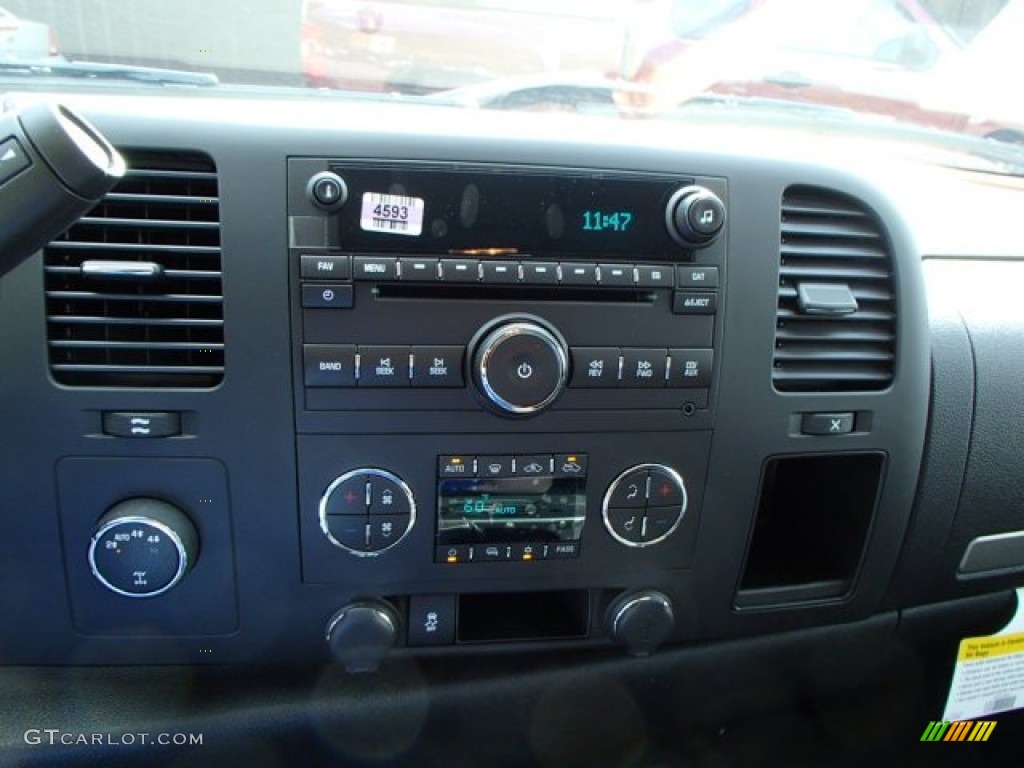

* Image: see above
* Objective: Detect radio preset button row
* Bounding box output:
[438,453,586,479]
[570,348,713,389]
[338,253,684,288]
[436,541,580,564]
[303,345,463,388]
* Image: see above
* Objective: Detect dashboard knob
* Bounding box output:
[307,170,348,211]
[666,185,726,246]
[326,600,400,673]
[605,590,675,657]
[472,319,568,415]
[88,498,199,598]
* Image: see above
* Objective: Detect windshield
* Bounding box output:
[3,0,1022,163]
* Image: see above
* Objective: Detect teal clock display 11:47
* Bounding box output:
[582,210,634,232]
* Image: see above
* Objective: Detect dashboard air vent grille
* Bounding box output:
[773,186,895,392]
[44,150,223,387]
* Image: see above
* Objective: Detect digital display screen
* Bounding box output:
[330,163,691,258]
[437,476,585,546]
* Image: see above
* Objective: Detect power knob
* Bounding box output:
[605,590,675,657]
[326,600,400,673]
[665,185,726,247]
[472,317,568,416]
[306,170,348,212]
[88,498,199,598]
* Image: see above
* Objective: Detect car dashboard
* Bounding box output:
[0,92,1022,764]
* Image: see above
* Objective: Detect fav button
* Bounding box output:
[300,254,351,280]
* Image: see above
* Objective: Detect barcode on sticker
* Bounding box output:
[987,695,1016,712]
[360,192,424,237]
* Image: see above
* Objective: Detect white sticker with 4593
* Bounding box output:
[360,192,424,237]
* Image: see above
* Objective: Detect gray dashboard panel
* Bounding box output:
[0,94,932,664]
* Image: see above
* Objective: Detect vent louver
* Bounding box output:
[44,150,223,388]
[773,186,895,392]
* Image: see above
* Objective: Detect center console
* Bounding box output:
[284,159,728,663]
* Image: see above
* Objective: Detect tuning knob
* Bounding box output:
[472,318,568,416]
[88,498,199,598]
[605,590,675,657]
[326,600,400,673]
[666,185,726,247]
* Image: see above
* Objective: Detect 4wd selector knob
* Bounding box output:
[88,498,199,598]
[472,319,568,415]
[666,185,726,246]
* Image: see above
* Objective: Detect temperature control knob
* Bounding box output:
[605,590,675,657]
[326,600,400,673]
[472,318,568,415]
[88,498,199,598]
[666,185,726,246]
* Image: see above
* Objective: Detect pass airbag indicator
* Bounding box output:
[360,192,424,237]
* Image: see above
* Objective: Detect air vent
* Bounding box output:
[44,150,223,387]
[773,186,895,392]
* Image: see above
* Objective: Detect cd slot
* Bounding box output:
[375,285,657,303]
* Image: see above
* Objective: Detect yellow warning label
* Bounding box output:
[958,632,1024,662]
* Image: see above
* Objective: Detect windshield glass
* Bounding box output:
[3,0,1022,162]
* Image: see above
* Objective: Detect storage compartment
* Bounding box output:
[457,590,590,643]
[736,453,885,608]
